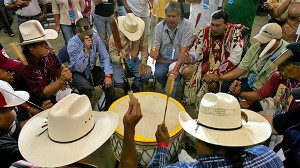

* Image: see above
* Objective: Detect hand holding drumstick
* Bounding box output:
[119,91,143,168]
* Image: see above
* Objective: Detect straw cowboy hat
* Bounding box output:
[179,93,272,147]
[18,94,119,167]
[0,80,29,108]
[19,20,58,45]
[118,13,145,41]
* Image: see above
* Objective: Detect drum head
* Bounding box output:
[109,92,186,143]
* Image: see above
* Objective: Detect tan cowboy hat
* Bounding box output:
[18,94,119,167]
[118,13,145,41]
[179,93,271,147]
[0,80,29,108]
[19,20,58,45]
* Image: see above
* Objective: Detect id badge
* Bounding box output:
[165,46,175,59]
[203,0,209,9]
[228,0,234,4]
[125,57,135,70]
[247,73,256,88]
[85,68,91,79]
[69,10,76,20]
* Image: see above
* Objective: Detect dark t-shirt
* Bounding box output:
[0,134,23,167]
[117,0,122,6]
[273,106,300,134]
[94,0,115,17]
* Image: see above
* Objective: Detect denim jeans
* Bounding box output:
[93,14,112,45]
[112,58,152,88]
[0,5,14,35]
[60,24,77,45]
[72,66,115,110]
[155,62,181,98]
[117,6,127,16]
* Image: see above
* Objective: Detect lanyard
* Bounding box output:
[166,29,177,45]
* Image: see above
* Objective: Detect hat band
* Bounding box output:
[23,34,46,42]
[196,120,242,131]
[48,123,95,143]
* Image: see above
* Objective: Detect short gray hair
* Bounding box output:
[165,1,182,17]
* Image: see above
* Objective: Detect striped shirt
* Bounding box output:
[148,145,284,168]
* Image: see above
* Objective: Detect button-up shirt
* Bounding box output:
[14,50,62,106]
[52,0,85,25]
[148,145,283,168]
[154,18,194,63]
[67,33,113,75]
[108,31,147,64]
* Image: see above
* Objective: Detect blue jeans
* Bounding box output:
[155,62,181,98]
[60,24,77,45]
[72,66,115,110]
[93,14,112,44]
[117,6,127,16]
[112,59,152,88]
[0,5,14,35]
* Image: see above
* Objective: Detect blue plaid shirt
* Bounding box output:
[67,33,113,75]
[148,145,283,168]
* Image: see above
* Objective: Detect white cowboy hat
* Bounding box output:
[0,80,29,108]
[179,93,271,147]
[18,94,119,167]
[118,13,145,41]
[19,20,58,45]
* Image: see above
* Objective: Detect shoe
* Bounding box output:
[131,82,140,93]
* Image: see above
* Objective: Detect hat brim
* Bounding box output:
[118,16,145,41]
[20,29,58,45]
[18,110,119,167]
[179,109,271,147]
[253,34,271,44]
[4,91,29,107]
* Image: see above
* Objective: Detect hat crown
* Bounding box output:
[198,93,241,130]
[0,80,17,107]
[48,94,95,142]
[123,13,138,33]
[19,20,46,42]
[259,23,282,40]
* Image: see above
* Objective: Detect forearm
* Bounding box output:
[219,67,245,81]
[42,79,65,97]
[41,4,48,15]
[54,14,60,27]
[5,3,19,10]
[238,91,263,102]
[119,130,137,168]
[93,0,101,5]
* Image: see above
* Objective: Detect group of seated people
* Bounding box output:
[1,0,300,167]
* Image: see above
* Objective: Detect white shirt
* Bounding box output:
[126,0,149,17]
[189,0,222,32]
[5,0,48,17]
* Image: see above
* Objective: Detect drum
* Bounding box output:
[109,92,186,167]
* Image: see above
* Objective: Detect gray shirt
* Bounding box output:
[154,18,194,63]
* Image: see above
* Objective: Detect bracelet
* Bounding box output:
[157,142,169,148]
[105,75,111,78]
[173,67,179,72]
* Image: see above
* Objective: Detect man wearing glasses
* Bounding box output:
[14,20,72,107]
[68,17,115,110]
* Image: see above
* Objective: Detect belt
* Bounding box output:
[18,13,41,19]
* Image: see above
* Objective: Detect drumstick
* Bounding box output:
[162,74,175,124]
[8,42,28,65]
